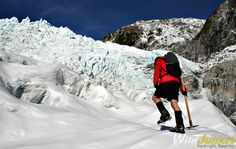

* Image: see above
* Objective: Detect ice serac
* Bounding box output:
[0,52,119,108]
[0,17,202,101]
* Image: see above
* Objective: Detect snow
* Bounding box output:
[205,44,236,69]
[0,18,235,148]
[135,18,205,46]
[0,17,201,100]
[0,52,235,149]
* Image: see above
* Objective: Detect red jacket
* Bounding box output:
[153,56,184,92]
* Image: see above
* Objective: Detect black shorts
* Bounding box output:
[154,82,180,101]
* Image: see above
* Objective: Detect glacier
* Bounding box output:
[0,17,235,149]
[0,17,201,101]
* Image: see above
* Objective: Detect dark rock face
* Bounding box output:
[203,60,236,125]
[102,25,143,47]
[182,75,199,92]
[183,0,236,62]
[177,0,236,125]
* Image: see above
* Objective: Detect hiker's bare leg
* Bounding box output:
[170,99,181,111]
[152,95,161,103]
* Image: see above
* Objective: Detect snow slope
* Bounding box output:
[0,18,235,148]
[0,52,235,149]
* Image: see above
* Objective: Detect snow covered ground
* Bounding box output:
[0,52,235,149]
[0,18,235,148]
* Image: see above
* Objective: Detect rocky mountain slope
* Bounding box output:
[196,0,236,125]
[180,0,236,62]
[201,44,236,125]
[203,59,236,124]
[102,18,205,51]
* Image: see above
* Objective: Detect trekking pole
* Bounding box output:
[181,79,198,128]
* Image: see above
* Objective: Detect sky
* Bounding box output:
[0,0,224,40]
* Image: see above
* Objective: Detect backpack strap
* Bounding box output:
[160,67,168,79]
[155,56,168,79]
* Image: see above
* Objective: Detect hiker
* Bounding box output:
[152,52,187,134]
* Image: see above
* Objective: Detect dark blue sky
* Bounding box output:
[0,0,224,40]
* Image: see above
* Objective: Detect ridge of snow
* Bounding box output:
[0,17,201,101]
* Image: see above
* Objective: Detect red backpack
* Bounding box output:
[155,52,182,78]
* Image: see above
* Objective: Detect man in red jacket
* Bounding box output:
[152,55,187,134]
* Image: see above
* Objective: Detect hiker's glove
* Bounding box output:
[154,84,158,88]
[182,91,187,96]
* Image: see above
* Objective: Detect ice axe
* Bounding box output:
[181,79,199,129]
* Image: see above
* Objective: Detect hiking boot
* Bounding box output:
[169,125,185,134]
[157,115,172,124]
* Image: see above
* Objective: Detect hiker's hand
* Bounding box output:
[154,84,158,88]
[182,91,187,96]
